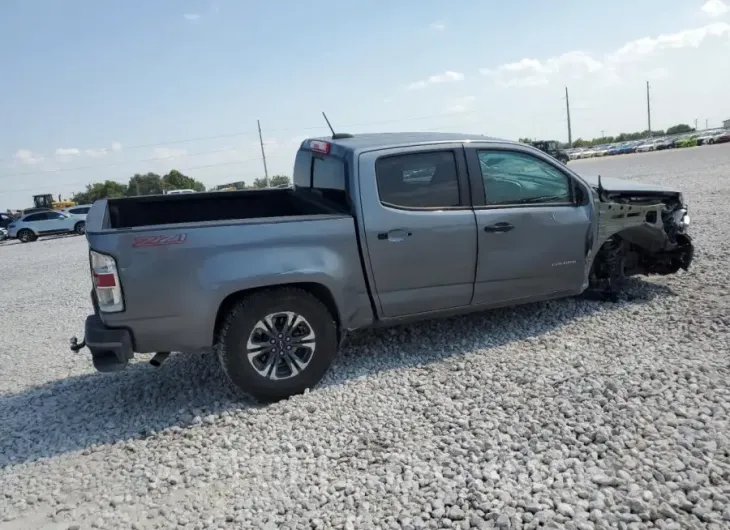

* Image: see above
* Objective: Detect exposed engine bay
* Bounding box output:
[586,176,694,296]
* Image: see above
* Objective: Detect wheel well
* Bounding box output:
[213,282,341,345]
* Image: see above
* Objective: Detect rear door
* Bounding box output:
[464,144,594,305]
[358,144,478,318]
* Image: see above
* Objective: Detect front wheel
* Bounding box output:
[708,139,715,145]
[74,221,86,235]
[17,229,36,243]
[215,287,338,402]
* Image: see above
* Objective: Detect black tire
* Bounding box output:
[709,139,715,145]
[74,221,86,235]
[587,236,629,301]
[17,229,35,243]
[215,287,338,402]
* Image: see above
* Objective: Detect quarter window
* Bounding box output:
[477,150,572,206]
[375,151,460,208]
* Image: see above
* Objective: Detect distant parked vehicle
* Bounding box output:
[636,139,663,152]
[0,212,13,230]
[63,204,92,218]
[164,189,196,195]
[676,135,698,148]
[712,130,730,145]
[6,210,86,243]
[529,140,569,163]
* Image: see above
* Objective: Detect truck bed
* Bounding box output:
[107,188,343,229]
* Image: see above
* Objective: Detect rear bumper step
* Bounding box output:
[71,314,134,372]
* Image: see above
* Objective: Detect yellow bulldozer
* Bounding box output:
[23,193,76,215]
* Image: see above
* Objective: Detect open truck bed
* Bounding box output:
[106,187,344,229]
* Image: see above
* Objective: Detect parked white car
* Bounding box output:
[164,189,196,195]
[7,210,86,243]
[62,204,92,219]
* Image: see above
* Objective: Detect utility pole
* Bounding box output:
[257,119,270,187]
[565,86,572,147]
[646,81,652,138]
[705,119,709,130]
[694,118,698,130]
[601,130,605,138]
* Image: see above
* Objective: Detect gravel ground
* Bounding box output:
[1,147,729,529]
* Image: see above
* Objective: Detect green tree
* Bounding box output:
[251,177,268,189]
[269,175,291,187]
[162,169,206,192]
[666,123,695,135]
[127,172,163,196]
[71,180,127,204]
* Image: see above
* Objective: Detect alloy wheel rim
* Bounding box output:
[245,312,316,380]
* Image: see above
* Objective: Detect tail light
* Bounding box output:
[90,250,124,312]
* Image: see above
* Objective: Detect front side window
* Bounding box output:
[375,151,460,209]
[477,150,572,206]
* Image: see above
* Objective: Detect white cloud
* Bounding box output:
[184,13,200,21]
[152,147,188,159]
[111,141,122,152]
[14,149,43,165]
[85,148,108,158]
[407,70,464,90]
[430,22,445,31]
[54,148,81,156]
[702,0,729,17]
[447,95,476,113]
[481,22,730,88]
[607,22,730,63]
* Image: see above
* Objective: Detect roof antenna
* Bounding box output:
[322,111,336,138]
[321,112,354,140]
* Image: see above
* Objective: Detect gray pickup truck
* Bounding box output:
[71,132,694,400]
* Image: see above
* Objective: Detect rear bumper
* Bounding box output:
[79,314,135,372]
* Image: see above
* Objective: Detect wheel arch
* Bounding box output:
[213,282,342,346]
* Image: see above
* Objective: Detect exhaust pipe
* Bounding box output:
[150,351,171,367]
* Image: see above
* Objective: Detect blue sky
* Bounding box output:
[1,0,729,210]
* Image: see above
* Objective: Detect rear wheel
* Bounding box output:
[216,287,338,402]
[74,221,86,235]
[17,229,36,243]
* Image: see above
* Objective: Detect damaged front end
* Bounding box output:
[587,176,694,296]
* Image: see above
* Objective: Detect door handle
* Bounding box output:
[377,229,412,242]
[484,222,514,233]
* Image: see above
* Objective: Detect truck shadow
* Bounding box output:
[0,280,676,469]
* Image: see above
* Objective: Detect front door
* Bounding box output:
[358,145,478,318]
[465,145,594,305]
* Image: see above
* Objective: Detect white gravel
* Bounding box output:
[1,148,729,530]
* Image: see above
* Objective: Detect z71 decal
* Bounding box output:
[132,234,188,248]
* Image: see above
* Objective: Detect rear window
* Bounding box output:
[69,207,90,214]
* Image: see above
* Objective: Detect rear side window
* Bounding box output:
[70,207,90,214]
[375,151,460,209]
[23,213,46,222]
[292,149,346,191]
